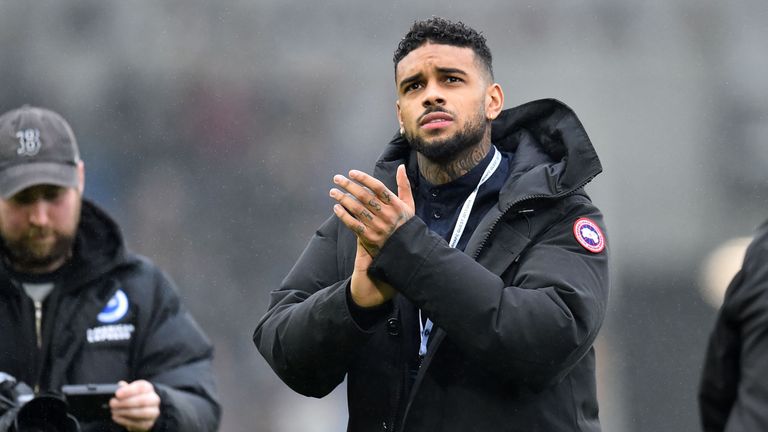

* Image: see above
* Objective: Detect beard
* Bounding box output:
[1,229,75,273]
[404,107,489,164]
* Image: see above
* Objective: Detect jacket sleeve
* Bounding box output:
[253,216,378,398]
[699,233,768,432]
[134,267,221,432]
[698,282,740,432]
[368,196,608,389]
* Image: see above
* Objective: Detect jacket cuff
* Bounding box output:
[149,383,175,431]
[345,283,393,330]
[368,217,442,295]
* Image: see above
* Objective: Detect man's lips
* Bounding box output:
[28,236,53,245]
[25,232,54,243]
[419,112,454,130]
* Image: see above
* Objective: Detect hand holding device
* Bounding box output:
[62,383,119,422]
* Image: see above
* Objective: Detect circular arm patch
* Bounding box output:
[573,218,605,253]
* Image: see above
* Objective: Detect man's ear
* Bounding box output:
[485,83,504,121]
[76,161,85,194]
[396,100,404,134]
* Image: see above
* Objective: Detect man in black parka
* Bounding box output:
[700,221,768,432]
[254,17,609,432]
[0,105,220,431]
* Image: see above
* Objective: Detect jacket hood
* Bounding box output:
[0,199,130,292]
[374,98,602,208]
[66,199,130,290]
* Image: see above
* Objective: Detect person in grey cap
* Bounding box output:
[0,106,220,431]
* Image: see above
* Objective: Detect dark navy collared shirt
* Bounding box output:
[413,146,512,252]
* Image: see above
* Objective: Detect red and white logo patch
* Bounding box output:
[573,218,605,253]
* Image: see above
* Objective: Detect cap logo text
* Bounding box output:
[15,129,41,157]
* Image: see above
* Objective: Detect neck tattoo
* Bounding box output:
[418,140,491,185]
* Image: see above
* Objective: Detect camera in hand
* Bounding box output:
[0,373,80,432]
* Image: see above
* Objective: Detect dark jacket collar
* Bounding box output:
[374,98,602,208]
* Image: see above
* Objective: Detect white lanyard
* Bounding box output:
[418,146,501,358]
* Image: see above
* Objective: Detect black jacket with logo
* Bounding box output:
[700,221,768,432]
[0,200,220,431]
[254,99,610,432]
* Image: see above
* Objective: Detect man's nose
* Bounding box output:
[28,201,49,226]
[421,82,446,107]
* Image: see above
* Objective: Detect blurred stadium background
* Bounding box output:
[2,1,767,431]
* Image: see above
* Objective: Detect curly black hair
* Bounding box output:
[393,17,493,80]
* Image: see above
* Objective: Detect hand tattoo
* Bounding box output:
[368,199,382,212]
[359,209,374,221]
[381,191,392,204]
[389,212,408,235]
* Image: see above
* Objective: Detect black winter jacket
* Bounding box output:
[0,200,220,431]
[254,99,609,432]
[700,220,768,432]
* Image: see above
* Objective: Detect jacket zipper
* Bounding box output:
[386,318,405,432]
[471,176,595,259]
[33,299,43,393]
[34,300,43,349]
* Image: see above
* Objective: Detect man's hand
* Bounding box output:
[350,238,395,307]
[110,380,161,431]
[330,164,415,257]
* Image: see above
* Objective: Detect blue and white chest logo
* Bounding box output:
[97,289,129,323]
[573,218,605,253]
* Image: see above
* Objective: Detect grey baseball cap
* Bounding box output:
[0,106,80,199]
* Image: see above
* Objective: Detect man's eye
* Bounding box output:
[40,186,65,202]
[12,195,35,205]
[446,77,462,83]
[43,190,62,201]
[406,83,422,92]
